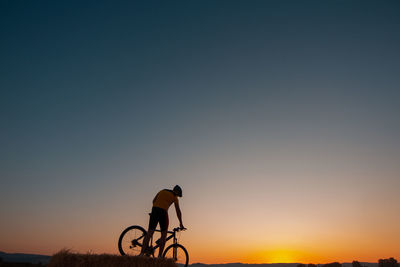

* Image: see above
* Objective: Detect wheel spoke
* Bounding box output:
[163,245,188,267]
[118,226,147,256]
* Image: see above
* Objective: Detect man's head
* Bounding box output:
[173,185,182,197]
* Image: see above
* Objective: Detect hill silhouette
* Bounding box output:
[0,251,50,265]
[46,250,177,267]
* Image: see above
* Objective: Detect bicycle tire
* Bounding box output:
[118,225,147,256]
[163,243,189,267]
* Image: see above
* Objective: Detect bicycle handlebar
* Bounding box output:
[173,227,187,232]
[153,227,187,234]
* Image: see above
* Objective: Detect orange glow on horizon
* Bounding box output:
[245,249,299,263]
[2,240,400,264]
[183,240,400,264]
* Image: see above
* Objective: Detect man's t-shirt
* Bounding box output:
[153,189,178,211]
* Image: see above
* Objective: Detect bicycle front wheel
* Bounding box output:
[118,225,147,256]
[163,243,189,267]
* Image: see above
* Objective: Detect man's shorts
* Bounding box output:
[149,206,169,231]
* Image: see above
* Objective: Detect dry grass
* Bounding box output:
[47,250,177,267]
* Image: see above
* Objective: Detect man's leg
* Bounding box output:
[140,229,154,255]
[157,230,168,258]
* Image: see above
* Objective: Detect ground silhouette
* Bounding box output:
[46,250,177,267]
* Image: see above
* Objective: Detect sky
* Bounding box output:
[1,0,400,264]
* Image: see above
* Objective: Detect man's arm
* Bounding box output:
[174,201,184,229]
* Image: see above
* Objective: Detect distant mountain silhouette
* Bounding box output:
[0,251,51,264]
[189,264,300,267]
[188,263,379,267]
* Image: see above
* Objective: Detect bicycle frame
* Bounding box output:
[149,229,177,252]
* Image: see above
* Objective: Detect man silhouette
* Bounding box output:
[140,185,185,257]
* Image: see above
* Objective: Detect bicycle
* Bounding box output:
[118,223,189,267]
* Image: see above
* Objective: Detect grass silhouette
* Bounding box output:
[47,249,177,267]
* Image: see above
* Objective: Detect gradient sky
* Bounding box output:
[1,0,400,264]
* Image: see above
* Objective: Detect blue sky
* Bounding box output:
[1,0,400,262]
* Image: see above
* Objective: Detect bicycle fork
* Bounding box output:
[172,235,177,260]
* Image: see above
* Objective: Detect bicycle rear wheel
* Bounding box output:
[163,243,189,267]
[118,225,147,256]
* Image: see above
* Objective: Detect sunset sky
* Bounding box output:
[1,0,400,264]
